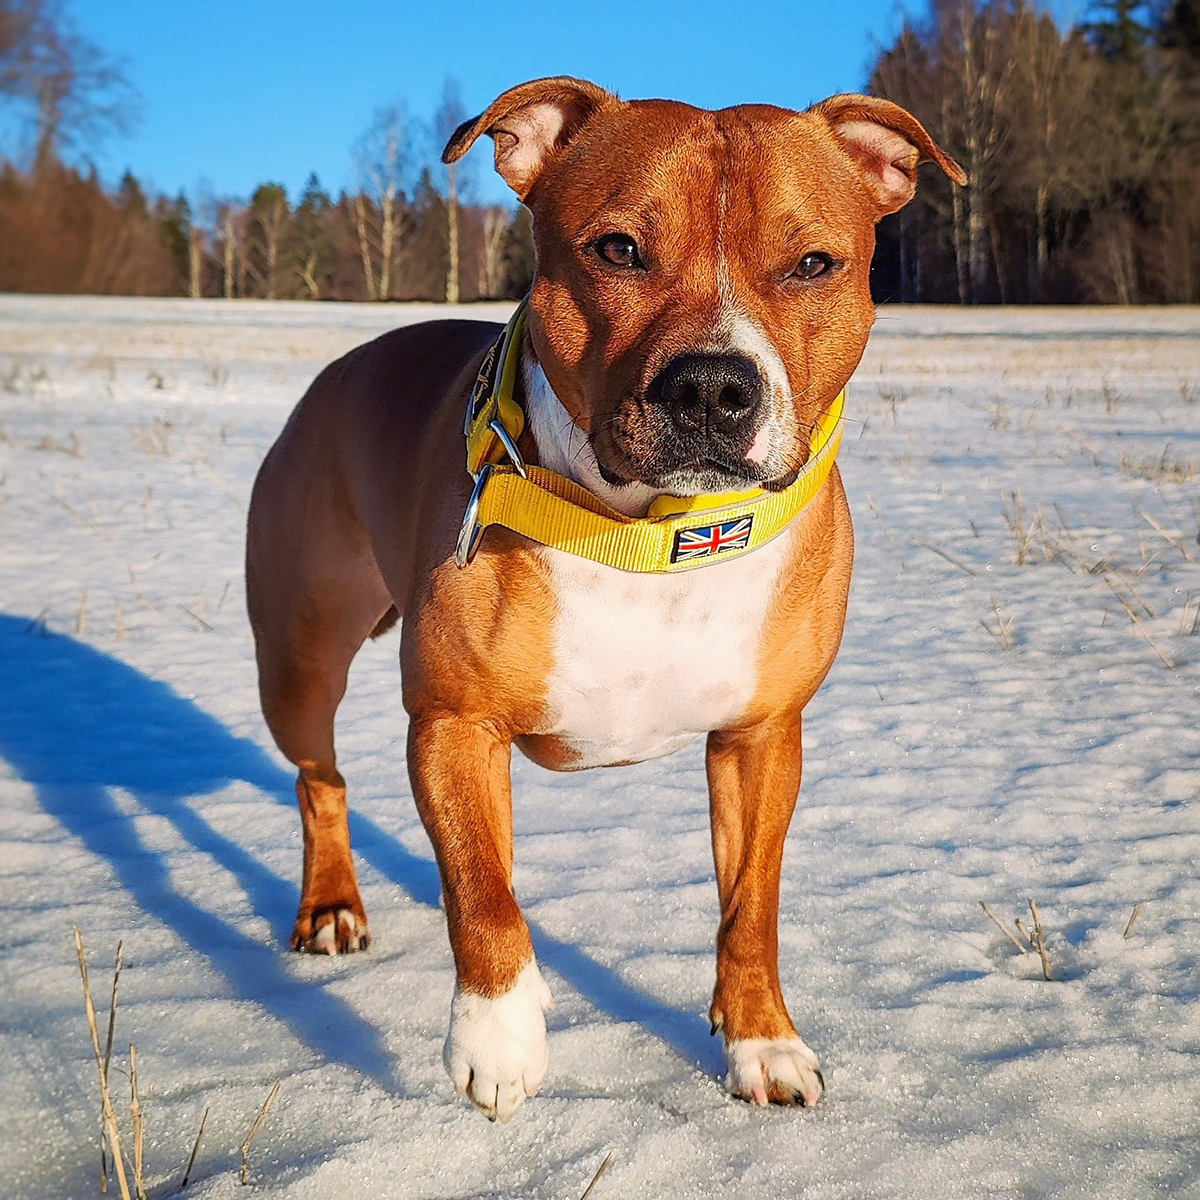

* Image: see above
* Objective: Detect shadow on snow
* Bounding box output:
[0,614,723,1094]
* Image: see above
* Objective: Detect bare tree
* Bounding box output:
[0,0,138,165]
[245,183,288,299]
[939,0,1014,301]
[353,103,410,299]
[433,78,468,304]
[479,206,508,298]
[219,204,238,298]
[187,225,203,298]
[874,0,1015,302]
[293,172,333,300]
[353,193,377,300]
[1005,15,1109,295]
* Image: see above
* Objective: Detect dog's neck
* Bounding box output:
[521,350,666,519]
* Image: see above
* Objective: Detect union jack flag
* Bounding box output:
[671,515,754,563]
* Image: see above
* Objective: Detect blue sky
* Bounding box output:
[68,0,920,206]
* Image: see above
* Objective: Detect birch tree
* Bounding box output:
[480,206,507,298]
[0,0,137,165]
[353,104,410,300]
[246,183,288,300]
[433,79,468,304]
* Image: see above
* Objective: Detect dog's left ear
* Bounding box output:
[811,94,967,216]
[442,76,618,200]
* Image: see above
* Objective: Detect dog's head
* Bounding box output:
[445,77,964,496]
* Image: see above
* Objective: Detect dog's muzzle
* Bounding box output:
[652,353,764,439]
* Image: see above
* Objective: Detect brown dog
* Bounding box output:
[246,76,963,1122]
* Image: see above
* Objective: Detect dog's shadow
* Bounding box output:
[0,613,723,1094]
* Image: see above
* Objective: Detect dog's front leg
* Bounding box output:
[707,715,824,1107]
[408,715,552,1122]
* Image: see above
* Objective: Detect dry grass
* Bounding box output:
[1103,576,1178,668]
[993,487,1194,670]
[913,535,979,576]
[1179,592,1200,638]
[1141,511,1196,564]
[73,929,132,1200]
[129,1044,146,1200]
[202,357,230,389]
[1001,491,1038,565]
[1028,900,1054,981]
[241,1081,282,1186]
[980,901,1030,955]
[131,418,172,457]
[178,603,214,633]
[1,357,52,395]
[1120,445,1196,484]
[1123,904,1143,940]
[980,595,1017,651]
[579,1150,615,1200]
[34,431,80,456]
[181,1107,209,1189]
[877,385,911,424]
[72,931,298,1192]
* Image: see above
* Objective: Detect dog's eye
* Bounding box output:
[793,252,835,281]
[594,233,644,269]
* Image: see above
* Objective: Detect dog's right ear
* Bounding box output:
[441,76,617,200]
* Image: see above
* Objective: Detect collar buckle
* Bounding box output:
[456,463,493,568]
[487,418,527,479]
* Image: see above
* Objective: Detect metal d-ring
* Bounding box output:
[488,419,527,477]
[455,463,492,568]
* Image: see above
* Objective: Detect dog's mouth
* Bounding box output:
[593,420,804,495]
[595,451,798,494]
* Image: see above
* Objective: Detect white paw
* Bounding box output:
[443,958,553,1122]
[726,1036,823,1107]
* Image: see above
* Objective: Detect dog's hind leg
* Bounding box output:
[247,467,392,955]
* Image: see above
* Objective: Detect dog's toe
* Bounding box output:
[443,959,552,1122]
[292,907,370,955]
[726,1036,823,1108]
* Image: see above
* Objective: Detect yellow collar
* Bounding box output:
[457,299,845,572]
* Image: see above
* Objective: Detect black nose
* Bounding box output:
[653,354,763,434]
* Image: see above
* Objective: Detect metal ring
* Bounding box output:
[488,418,527,477]
[455,463,492,568]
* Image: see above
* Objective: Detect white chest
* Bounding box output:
[536,532,791,768]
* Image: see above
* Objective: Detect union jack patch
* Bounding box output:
[671,515,754,563]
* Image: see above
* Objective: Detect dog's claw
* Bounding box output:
[725,1036,824,1109]
[292,906,370,954]
[444,960,552,1122]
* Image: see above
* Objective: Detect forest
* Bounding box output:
[0,1,534,300]
[870,0,1200,302]
[0,0,1197,303]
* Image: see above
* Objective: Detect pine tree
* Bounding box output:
[1083,0,1154,59]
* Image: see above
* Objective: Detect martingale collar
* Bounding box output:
[456,299,845,573]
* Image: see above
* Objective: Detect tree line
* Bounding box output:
[868,0,1200,303]
[2,0,1198,303]
[0,1,533,300]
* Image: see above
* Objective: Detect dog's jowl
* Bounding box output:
[246,76,964,1122]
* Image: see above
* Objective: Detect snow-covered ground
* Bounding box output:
[1,296,1197,1200]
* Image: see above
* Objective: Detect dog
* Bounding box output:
[246,76,964,1122]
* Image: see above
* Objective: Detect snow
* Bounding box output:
[1,295,1198,1199]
